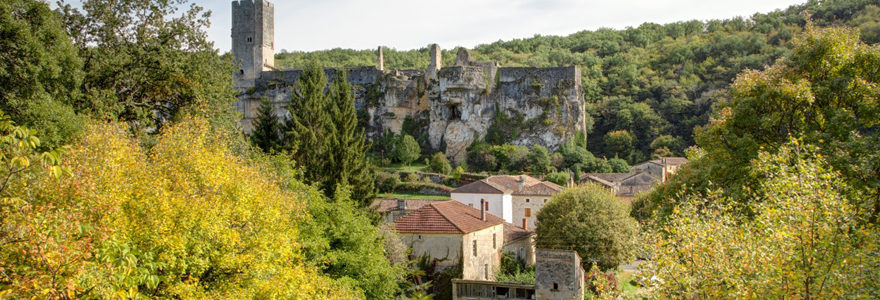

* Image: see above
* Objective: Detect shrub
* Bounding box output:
[429,152,452,174]
[536,183,638,270]
[608,158,630,173]
[392,134,420,165]
[546,171,570,186]
[375,171,400,192]
[586,263,620,298]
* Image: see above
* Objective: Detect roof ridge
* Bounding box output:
[431,201,465,233]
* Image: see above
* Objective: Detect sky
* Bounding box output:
[184,0,806,52]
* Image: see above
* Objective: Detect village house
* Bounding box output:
[394,200,505,280]
[450,175,563,230]
[632,157,688,182]
[393,200,538,281]
[582,157,689,201]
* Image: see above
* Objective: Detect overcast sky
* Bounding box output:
[203,0,805,52]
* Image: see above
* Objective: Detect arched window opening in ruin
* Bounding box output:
[448,104,461,120]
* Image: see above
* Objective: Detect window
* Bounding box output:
[543,199,548,203]
[525,208,531,217]
[522,218,527,229]
[526,198,530,203]
[473,240,477,257]
[493,233,496,249]
[485,202,489,211]
[239,69,244,75]
[484,264,489,280]
[247,36,253,43]
[552,283,559,291]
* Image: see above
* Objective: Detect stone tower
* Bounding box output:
[232,0,274,88]
[427,44,442,81]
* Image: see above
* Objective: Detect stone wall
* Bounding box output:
[232,2,586,161]
[535,249,585,300]
[461,224,504,281]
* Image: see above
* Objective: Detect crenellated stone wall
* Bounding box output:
[235,48,586,163]
[232,1,586,162]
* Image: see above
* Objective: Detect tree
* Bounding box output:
[326,70,375,206]
[644,141,879,298]
[528,145,551,173]
[429,152,452,174]
[297,186,404,299]
[604,130,634,161]
[0,118,360,298]
[545,171,570,186]
[393,134,420,165]
[286,63,332,188]
[535,183,638,270]
[608,158,630,173]
[58,0,238,136]
[0,0,86,147]
[250,98,283,152]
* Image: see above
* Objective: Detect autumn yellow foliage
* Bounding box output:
[0,119,362,299]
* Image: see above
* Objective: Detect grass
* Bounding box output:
[381,162,427,173]
[616,269,646,299]
[379,193,450,200]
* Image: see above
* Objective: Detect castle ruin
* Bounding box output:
[232,0,587,162]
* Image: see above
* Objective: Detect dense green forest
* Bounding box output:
[277,0,880,163]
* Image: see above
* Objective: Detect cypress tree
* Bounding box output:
[286,63,331,188]
[327,70,375,206]
[250,98,283,152]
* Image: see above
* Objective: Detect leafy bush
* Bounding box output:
[393,134,421,165]
[608,158,630,173]
[536,183,638,270]
[586,263,620,298]
[546,171,570,186]
[375,171,400,192]
[429,152,452,174]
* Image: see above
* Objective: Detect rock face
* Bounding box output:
[232,1,586,163]
[235,48,586,163]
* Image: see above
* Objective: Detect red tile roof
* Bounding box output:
[394,200,505,234]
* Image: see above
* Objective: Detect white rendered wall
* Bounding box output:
[450,193,508,222]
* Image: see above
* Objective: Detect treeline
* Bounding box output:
[0,0,411,298]
[276,0,880,164]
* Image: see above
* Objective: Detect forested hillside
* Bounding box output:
[276,0,880,162]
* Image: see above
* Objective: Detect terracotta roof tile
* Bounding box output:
[394,200,504,234]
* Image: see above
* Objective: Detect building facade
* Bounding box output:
[451,175,563,229]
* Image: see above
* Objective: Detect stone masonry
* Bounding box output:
[232,0,587,163]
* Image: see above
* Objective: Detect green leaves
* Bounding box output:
[535,183,639,271]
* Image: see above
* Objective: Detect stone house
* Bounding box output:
[394,200,505,280]
[502,223,536,266]
[450,249,585,300]
[632,157,688,182]
[451,175,563,230]
[582,171,658,201]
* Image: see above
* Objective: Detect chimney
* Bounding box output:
[480,199,486,221]
[397,199,405,210]
[377,46,385,71]
[518,175,526,192]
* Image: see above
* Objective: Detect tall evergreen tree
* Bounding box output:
[286,63,331,189]
[250,98,283,152]
[326,70,375,206]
